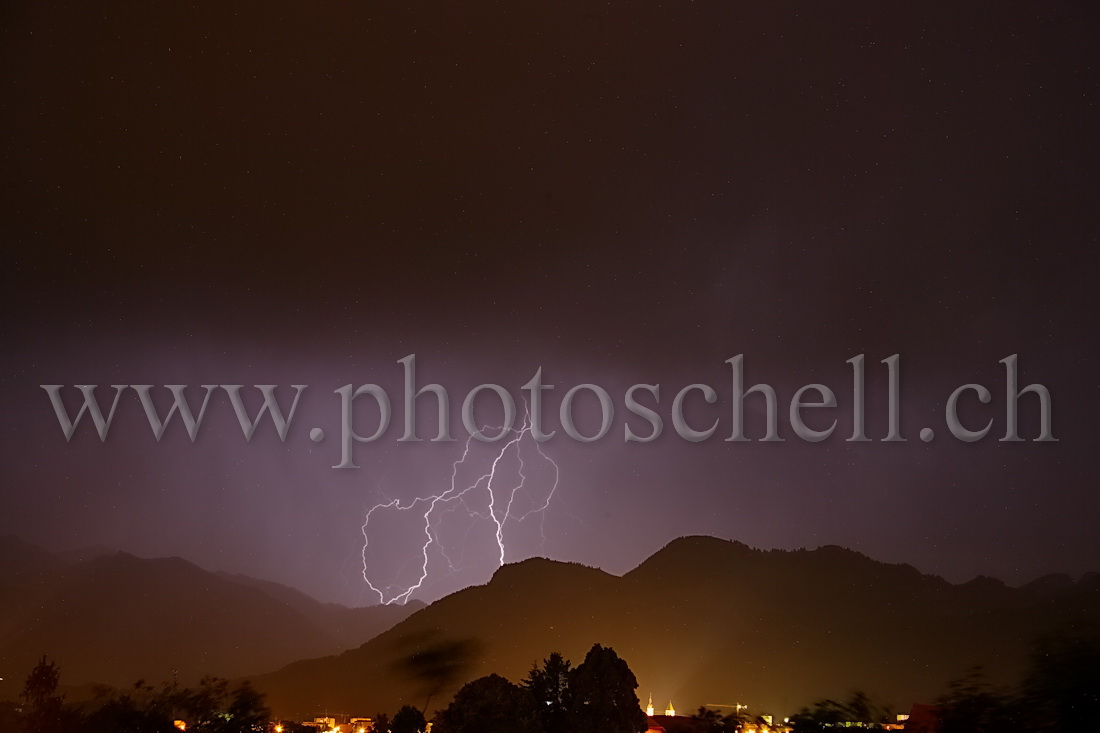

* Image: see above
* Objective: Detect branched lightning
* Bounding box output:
[360,408,560,605]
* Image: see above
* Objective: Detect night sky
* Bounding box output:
[2,1,1098,606]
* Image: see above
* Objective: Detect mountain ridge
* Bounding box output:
[3,534,1096,717]
[0,539,421,693]
[251,535,1100,719]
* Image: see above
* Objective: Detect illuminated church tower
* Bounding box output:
[645,694,654,716]
[665,701,676,716]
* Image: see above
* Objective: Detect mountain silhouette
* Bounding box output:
[251,536,1100,719]
[0,537,421,690]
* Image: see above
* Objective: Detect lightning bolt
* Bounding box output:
[360,407,560,605]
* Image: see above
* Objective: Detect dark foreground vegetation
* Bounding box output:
[1,655,269,733]
[3,631,1097,733]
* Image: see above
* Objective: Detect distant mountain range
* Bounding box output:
[249,536,1100,720]
[0,536,421,691]
[2,535,1096,720]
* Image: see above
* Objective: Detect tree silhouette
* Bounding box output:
[83,694,181,733]
[20,655,66,733]
[81,679,183,733]
[434,674,540,733]
[178,677,270,732]
[936,667,1015,733]
[391,704,427,733]
[522,652,572,733]
[930,631,1100,733]
[790,691,890,732]
[12,658,273,733]
[569,644,647,733]
[690,706,743,733]
[224,682,270,732]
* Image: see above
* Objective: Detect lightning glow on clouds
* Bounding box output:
[360,409,560,605]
